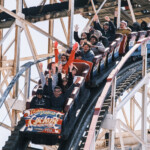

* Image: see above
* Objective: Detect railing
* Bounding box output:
[84,36,150,149]
[0,55,54,108]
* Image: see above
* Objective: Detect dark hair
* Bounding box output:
[47,63,58,72]
[36,88,43,95]
[83,41,92,48]
[61,53,68,61]
[90,34,98,42]
[81,32,87,37]
[80,38,87,41]
[44,69,49,76]
[62,77,68,82]
[54,86,62,91]
[75,50,82,58]
[47,62,55,70]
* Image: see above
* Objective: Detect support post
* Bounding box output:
[0,0,4,93]
[126,0,136,22]
[83,0,107,32]
[0,0,4,71]
[130,98,135,130]
[141,41,148,150]
[109,76,116,150]
[48,0,54,64]
[68,0,74,47]
[24,68,31,108]
[12,0,23,125]
[117,0,121,28]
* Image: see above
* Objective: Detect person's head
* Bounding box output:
[61,54,68,65]
[36,88,43,99]
[75,51,82,60]
[94,30,102,38]
[62,77,68,86]
[120,20,127,29]
[80,38,87,47]
[103,22,109,31]
[54,86,62,98]
[132,22,141,31]
[90,34,98,45]
[72,65,78,76]
[81,32,87,39]
[83,42,91,53]
[141,21,148,29]
[89,26,95,34]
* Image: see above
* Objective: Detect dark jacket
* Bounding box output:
[48,78,75,112]
[82,50,95,62]
[94,21,116,42]
[43,84,49,96]
[74,31,90,43]
[99,36,109,47]
[30,96,50,109]
[57,72,73,93]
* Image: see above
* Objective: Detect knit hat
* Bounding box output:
[103,22,109,26]
[121,20,127,26]
[94,30,102,38]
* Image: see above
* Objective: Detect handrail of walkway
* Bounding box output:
[84,36,150,150]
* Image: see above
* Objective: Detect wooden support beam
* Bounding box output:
[118,98,130,127]
[0,122,14,131]
[48,0,54,64]
[1,53,54,64]
[0,5,70,49]
[23,0,27,8]
[23,24,41,78]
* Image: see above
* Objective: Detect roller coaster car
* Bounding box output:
[20,61,91,145]
[131,30,150,58]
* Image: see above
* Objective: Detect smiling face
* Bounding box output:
[54,88,62,97]
[62,77,68,86]
[103,25,109,30]
[83,44,90,52]
[90,37,97,45]
[37,94,42,99]
[120,22,126,29]
[81,33,87,39]
[61,55,67,62]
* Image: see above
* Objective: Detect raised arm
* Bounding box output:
[74,25,81,43]
[54,41,59,63]
[93,14,103,31]
[48,70,53,97]
[64,77,80,100]
[39,63,46,88]
[105,16,116,33]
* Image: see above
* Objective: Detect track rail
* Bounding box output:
[58,59,150,150]
[84,37,150,149]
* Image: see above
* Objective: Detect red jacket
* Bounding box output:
[54,42,78,74]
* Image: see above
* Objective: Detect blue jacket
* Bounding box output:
[82,50,95,62]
